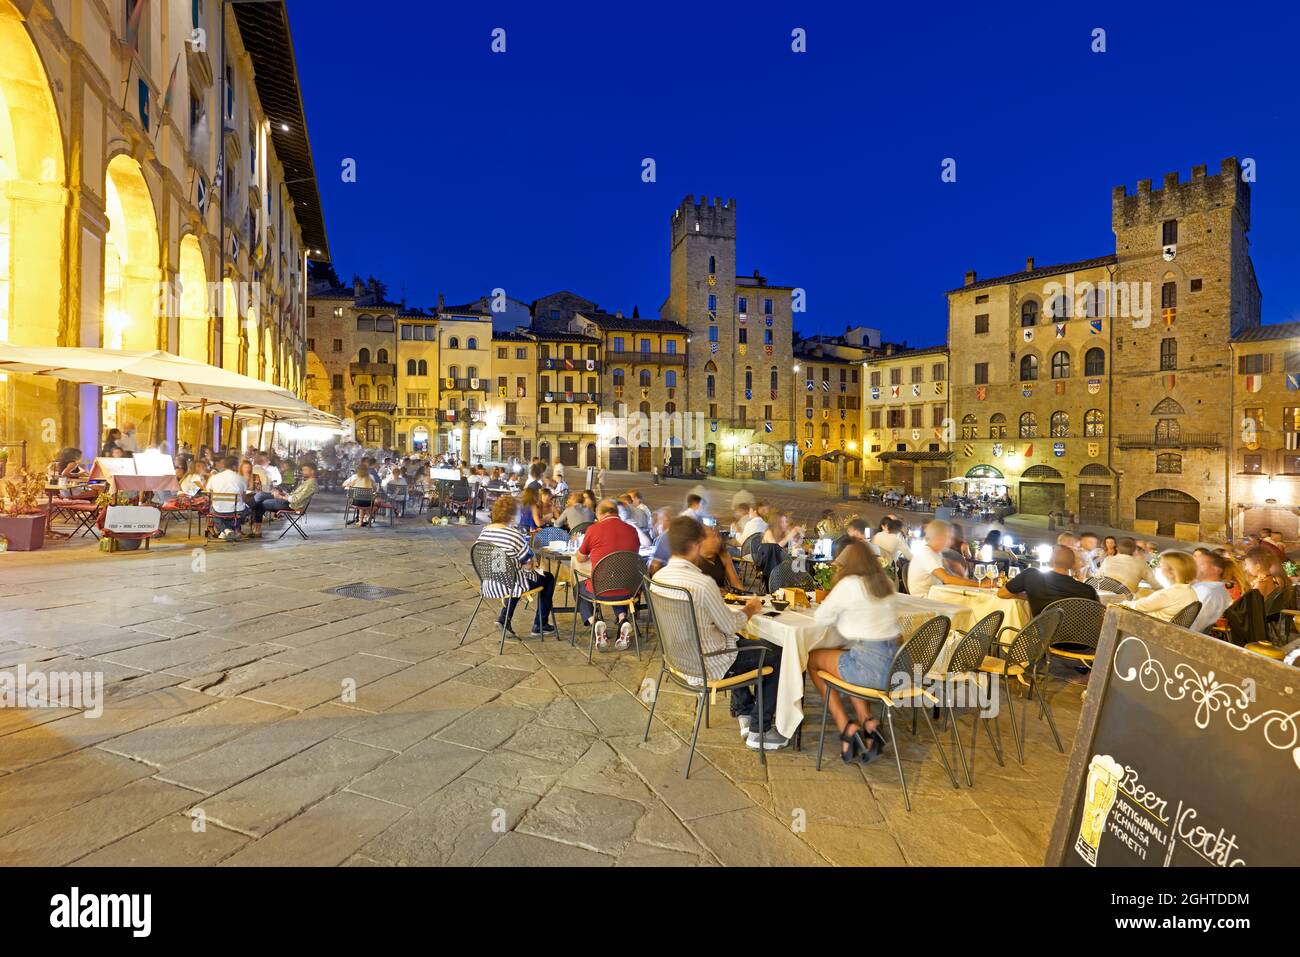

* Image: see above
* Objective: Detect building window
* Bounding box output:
[639,369,651,387]
[1050,411,1069,437]
[1155,418,1180,444]
[497,347,507,359]
[989,413,1007,439]
[1084,409,1105,437]
[973,362,989,385]
[1020,300,1039,327]
[1156,453,1182,474]
[1190,278,1203,292]
[706,375,715,399]
[708,255,716,274]
[1047,293,1069,320]
[960,414,977,440]
[764,298,773,315]
[744,368,753,391]
[1159,338,1177,370]
[1162,219,1178,246]
[1084,347,1105,376]
[1019,412,1038,438]
[707,294,717,313]
[737,296,747,314]
[910,407,923,428]
[332,339,342,352]
[407,359,417,375]
[358,348,371,364]
[889,368,902,386]
[376,349,388,364]
[910,366,923,384]
[612,369,624,387]
[974,314,989,335]
[666,370,677,388]
[1050,351,1070,379]
[1238,353,1270,374]
[1019,354,1039,381]
[738,328,748,344]
[331,374,343,389]
[1242,454,1263,474]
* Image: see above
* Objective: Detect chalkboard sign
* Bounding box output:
[1047,606,1300,867]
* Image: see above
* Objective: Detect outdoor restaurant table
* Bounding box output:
[745,592,975,740]
[108,473,179,494]
[927,583,1031,635]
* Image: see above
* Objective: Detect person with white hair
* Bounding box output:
[907,520,978,596]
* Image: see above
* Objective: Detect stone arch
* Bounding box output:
[103,153,161,351]
[177,234,209,362]
[1151,396,1185,415]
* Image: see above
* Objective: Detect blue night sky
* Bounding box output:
[289,1,1300,346]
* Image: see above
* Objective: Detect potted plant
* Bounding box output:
[0,469,47,551]
[812,563,835,603]
[0,448,9,479]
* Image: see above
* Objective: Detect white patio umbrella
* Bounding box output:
[0,345,309,446]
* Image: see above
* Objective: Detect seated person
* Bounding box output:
[572,498,641,650]
[475,494,557,637]
[1098,537,1161,595]
[698,524,744,593]
[869,518,911,563]
[807,542,900,764]
[342,463,378,526]
[1119,551,1199,623]
[651,517,785,751]
[249,464,317,537]
[998,545,1098,617]
[557,492,595,531]
[206,455,249,540]
[907,520,978,595]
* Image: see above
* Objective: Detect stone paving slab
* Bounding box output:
[0,494,1082,866]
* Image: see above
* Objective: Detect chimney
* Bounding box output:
[1025,257,1035,272]
[963,270,977,287]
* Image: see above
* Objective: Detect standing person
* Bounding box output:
[552,459,565,487]
[807,542,901,763]
[999,545,1098,617]
[572,499,641,650]
[118,421,139,453]
[475,494,557,637]
[101,428,123,456]
[517,486,544,535]
[206,455,249,541]
[651,517,785,751]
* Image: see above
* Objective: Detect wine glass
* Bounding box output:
[975,564,988,588]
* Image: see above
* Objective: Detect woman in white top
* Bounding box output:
[807,542,900,765]
[1120,551,1199,622]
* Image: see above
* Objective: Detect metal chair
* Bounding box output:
[459,542,549,654]
[768,559,815,593]
[1085,575,1132,598]
[204,492,244,538]
[1169,600,1203,630]
[895,557,911,594]
[737,532,763,589]
[641,576,772,778]
[935,610,1005,786]
[343,487,378,527]
[264,495,313,540]
[814,615,959,811]
[569,520,593,541]
[449,479,477,523]
[1044,596,1106,670]
[979,607,1064,763]
[574,550,647,661]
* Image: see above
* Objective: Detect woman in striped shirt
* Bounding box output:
[475,494,557,637]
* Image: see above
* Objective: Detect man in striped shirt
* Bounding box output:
[652,517,787,751]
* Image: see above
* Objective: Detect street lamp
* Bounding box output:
[790,363,801,480]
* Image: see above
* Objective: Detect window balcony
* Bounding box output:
[1116,432,1222,450]
[349,400,397,414]
[605,351,686,366]
[539,357,600,373]
[349,362,396,378]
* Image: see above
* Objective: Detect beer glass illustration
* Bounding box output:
[1075,754,1123,866]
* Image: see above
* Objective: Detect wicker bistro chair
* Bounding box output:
[768,559,815,594]
[573,550,647,661]
[1169,600,1203,630]
[640,576,773,778]
[1085,575,1132,598]
[459,542,552,655]
[568,521,593,543]
[1044,596,1106,671]
[736,532,764,589]
[895,557,911,595]
[934,610,1005,787]
[979,607,1064,764]
[343,487,379,527]
[814,615,959,811]
[532,526,573,608]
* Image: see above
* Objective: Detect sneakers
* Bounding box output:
[593,619,609,651]
[737,715,751,739]
[218,529,237,542]
[745,728,790,751]
[614,620,633,651]
[530,623,558,637]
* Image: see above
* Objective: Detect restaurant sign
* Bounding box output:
[102,506,161,535]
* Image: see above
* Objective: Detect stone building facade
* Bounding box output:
[862,346,952,496]
[1,0,324,462]
[533,328,599,469]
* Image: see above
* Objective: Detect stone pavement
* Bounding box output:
[0,495,1082,866]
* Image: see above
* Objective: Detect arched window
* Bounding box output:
[406,359,417,375]
[377,349,388,364]
[1084,409,1105,436]
[960,413,977,440]
[358,348,371,364]
[417,359,428,376]
[467,337,477,350]
[1050,410,1069,437]
[448,365,459,380]
[1084,347,1105,376]
[1156,453,1182,474]
[612,369,624,387]
[1019,412,1038,438]
[706,375,715,399]
[1019,354,1039,381]
[665,370,677,388]
[989,413,1007,439]
[708,255,716,274]
[821,422,830,440]
[665,402,676,415]
[805,422,814,440]
[1160,338,1177,370]
[1020,300,1039,327]
[639,401,651,415]
[356,314,375,331]
[467,365,478,380]
[1050,351,1070,379]
[638,369,651,387]
[1155,418,1180,443]
[744,367,753,391]
[447,336,459,349]
[770,367,778,392]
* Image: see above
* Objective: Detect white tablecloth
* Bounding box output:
[746,593,974,738]
[927,583,1031,634]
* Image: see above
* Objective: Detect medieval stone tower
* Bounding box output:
[1109,158,1261,535]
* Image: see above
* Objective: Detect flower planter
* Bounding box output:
[0,513,46,551]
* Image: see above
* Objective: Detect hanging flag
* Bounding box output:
[1245,374,1263,393]
[1165,373,1177,390]
[822,380,831,392]
[1087,378,1101,394]
[1287,373,1300,391]
[1087,442,1100,458]
[890,385,900,398]
[992,443,1003,457]
[158,54,181,129]
[769,389,777,400]
[806,380,814,392]
[763,421,773,433]
[710,342,718,354]
[744,389,752,400]
[738,344,747,356]
[805,408,813,419]
[934,382,944,396]
[911,429,920,441]
[445,377,455,389]
[1023,329,1034,342]
[585,359,595,371]
[870,387,880,400]
[962,443,973,457]
[123,0,146,54]
[196,175,208,214]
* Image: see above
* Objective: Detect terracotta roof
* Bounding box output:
[948,254,1117,294]
[578,312,690,334]
[1231,322,1300,343]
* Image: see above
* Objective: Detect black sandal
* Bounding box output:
[839,723,862,764]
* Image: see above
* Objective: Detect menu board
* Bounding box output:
[1047,606,1299,867]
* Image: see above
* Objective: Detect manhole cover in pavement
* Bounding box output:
[328,583,411,600]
